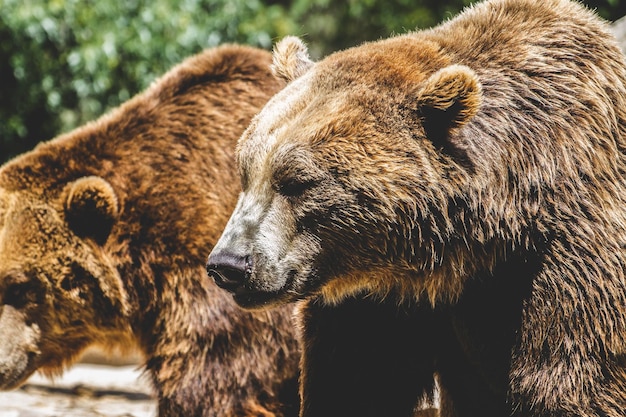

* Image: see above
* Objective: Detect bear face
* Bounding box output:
[208,1,626,415]
[208,35,487,308]
[0,176,130,389]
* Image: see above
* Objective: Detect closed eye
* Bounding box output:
[4,282,31,308]
[2,273,43,308]
[277,177,317,197]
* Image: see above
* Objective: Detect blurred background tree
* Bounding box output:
[1,0,625,163]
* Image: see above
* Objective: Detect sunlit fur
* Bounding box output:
[271,36,315,83]
[0,45,301,417]
[214,0,626,416]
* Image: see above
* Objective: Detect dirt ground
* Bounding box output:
[0,362,156,417]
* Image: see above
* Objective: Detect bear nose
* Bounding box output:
[206,253,251,291]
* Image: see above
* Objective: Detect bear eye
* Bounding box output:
[1,272,45,309]
[277,177,316,198]
[3,280,43,309]
[4,282,31,308]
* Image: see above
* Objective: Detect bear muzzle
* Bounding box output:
[206,252,252,292]
[0,305,40,390]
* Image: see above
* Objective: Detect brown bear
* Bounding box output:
[206,0,626,416]
[0,44,301,417]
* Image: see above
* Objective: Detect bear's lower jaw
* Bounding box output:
[0,375,26,391]
[232,288,298,310]
[0,355,37,391]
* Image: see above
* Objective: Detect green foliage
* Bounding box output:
[0,0,296,162]
[1,0,625,163]
[285,0,476,58]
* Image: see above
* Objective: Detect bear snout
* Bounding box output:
[206,252,252,292]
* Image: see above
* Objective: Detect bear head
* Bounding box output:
[0,169,130,389]
[207,36,485,308]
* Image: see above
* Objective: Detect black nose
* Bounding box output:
[206,253,252,291]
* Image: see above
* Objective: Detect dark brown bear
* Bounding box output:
[207,0,626,416]
[0,45,300,417]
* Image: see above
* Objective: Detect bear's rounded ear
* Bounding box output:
[417,64,481,133]
[271,36,314,83]
[63,176,118,245]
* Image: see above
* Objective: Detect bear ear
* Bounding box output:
[64,176,118,245]
[417,64,481,134]
[271,36,315,83]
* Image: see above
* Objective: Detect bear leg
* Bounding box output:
[297,295,437,417]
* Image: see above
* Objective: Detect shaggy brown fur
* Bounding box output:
[0,45,300,416]
[207,0,626,416]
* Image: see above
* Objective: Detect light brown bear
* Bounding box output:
[207,0,626,416]
[0,45,301,417]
